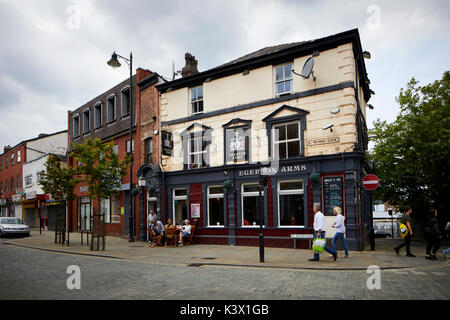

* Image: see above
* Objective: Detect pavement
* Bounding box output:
[2,229,449,271]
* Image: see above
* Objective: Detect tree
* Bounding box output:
[70,138,131,249]
[369,71,449,229]
[40,154,79,243]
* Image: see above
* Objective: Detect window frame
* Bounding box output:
[17,150,21,163]
[83,108,91,134]
[121,86,131,118]
[25,175,33,188]
[277,179,305,228]
[207,185,225,227]
[241,182,264,228]
[274,62,293,97]
[73,114,80,138]
[106,94,117,124]
[172,188,188,224]
[272,120,302,160]
[190,86,204,115]
[145,137,153,164]
[10,153,14,166]
[94,102,103,129]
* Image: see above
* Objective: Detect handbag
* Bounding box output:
[313,238,326,253]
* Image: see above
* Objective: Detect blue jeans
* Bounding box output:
[313,231,337,260]
[332,232,349,256]
[443,248,450,255]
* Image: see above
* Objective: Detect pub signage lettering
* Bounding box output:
[239,164,307,177]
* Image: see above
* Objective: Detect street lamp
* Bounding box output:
[258,164,269,263]
[107,51,134,242]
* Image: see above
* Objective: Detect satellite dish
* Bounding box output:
[292,56,316,81]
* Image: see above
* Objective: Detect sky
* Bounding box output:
[0,0,449,151]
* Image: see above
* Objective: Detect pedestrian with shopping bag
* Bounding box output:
[309,204,337,262]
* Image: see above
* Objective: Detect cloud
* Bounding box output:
[0,0,448,151]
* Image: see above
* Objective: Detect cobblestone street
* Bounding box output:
[1,243,448,300]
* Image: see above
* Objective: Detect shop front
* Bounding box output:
[150,152,371,250]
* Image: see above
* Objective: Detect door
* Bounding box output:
[80,197,91,231]
[25,208,36,228]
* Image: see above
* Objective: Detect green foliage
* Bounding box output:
[369,71,449,221]
[70,138,131,200]
[40,154,78,202]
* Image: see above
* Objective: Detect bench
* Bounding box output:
[182,226,196,246]
[290,233,313,249]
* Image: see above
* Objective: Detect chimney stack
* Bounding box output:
[3,145,12,153]
[181,52,198,77]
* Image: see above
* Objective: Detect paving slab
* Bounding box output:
[2,230,449,271]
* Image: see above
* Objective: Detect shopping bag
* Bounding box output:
[312,238,326,253]
[399,223,409,238]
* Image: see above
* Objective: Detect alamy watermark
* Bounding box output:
[66,4,81,30]
[66,265,81,290]
[366,265,381,290]
[366,5,381,30]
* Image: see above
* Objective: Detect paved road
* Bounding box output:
[0,243,448,301]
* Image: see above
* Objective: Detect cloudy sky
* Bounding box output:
[0,0,449,151]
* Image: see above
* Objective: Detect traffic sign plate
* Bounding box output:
[362,174,379,190]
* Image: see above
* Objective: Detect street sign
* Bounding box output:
[362,174,380,191]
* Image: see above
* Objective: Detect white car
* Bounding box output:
[0,217,30,237]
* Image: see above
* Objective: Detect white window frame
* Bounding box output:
[207,186,224,227]
[187,135,207,169]
[17,150,21,163]
[25,175,33,188]
[190,86,204,115]
[274,62,293,97]
[10,153,14,166]
[241,183,264,228]
[272,120,301,160]
[106,94,116,123]
[277,179,305,228]
[121,86,131,118]
[94,102,103,129]
[172,188,187,224]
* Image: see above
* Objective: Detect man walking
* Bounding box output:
[309,204,337,261]
[395,205,415,257]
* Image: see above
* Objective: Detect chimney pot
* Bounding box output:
[181,52,198,77]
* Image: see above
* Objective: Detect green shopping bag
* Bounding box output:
[313,238,326,253]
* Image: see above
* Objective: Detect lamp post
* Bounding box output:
[107,51,135,242]
[138,175,147,242]
[258,166,268,263]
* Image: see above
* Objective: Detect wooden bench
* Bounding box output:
[165,227,177,247]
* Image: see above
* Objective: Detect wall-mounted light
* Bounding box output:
[322,124,334,132]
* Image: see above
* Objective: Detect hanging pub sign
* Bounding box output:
[322,176,344,216]
[162,130,173,157]
[226,128,249,163]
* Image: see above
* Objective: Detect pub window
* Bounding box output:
[73,115,80,138]
[121,87,130,117]
[188,135,208,169]
[225,127,250,164]
[94,103,102,129]
[241,183,264,227]
[107,95,116,123]
[11,153,14,166]
[273,121,301,160]
[145,138,153,164]
[190,86,203,115]
[207,186,224,227]
[278,180,304,227]
[173,188,187,225]
[274,63,293,97]
[83,109,91,134]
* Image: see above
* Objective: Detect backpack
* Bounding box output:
[399,223,409,238]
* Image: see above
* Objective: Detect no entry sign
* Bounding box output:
[362,174,380,191]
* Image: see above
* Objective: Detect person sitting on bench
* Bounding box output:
[178,220,191,247]
[150,220,165,246]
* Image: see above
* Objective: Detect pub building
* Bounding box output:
[143,29,374,250]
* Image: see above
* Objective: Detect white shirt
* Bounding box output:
[313,211,325,232]
[182,224,192,234]
[148,213,157,226]
[334,214,345,233]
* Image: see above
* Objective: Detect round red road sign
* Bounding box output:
[362,174,380,191]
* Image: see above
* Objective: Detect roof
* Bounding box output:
[157,28,371,101]
[0,130,68,157]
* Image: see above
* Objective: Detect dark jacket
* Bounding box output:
[424,217,441,236]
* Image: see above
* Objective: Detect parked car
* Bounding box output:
[374,229,391,238]
[0,218,30,237]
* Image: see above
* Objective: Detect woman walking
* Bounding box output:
[331,206,349,258]
[424,208,442,260]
